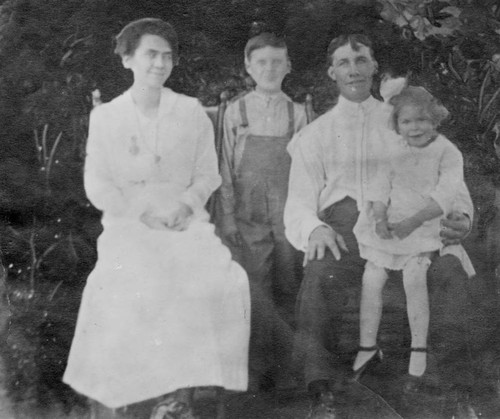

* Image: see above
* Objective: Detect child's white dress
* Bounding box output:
[63,89,250,408]
[353,134,475,276]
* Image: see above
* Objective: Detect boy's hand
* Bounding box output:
[375,220,392,239]
[388,217,420,240]
[226,230,244,247]
[221,222,243,247]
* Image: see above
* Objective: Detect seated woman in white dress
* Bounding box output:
[63,18,250,418]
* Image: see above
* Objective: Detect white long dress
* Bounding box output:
[63,88,250,408]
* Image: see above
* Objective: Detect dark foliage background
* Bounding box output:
[0,0,499,414]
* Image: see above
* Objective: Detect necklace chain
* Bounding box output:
[131,102,161,164]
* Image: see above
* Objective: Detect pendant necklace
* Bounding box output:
[131,102,162,164]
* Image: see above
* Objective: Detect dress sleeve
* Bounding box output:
[179,101,221,211]
[429,143,467,216]
[84,107,129,216]
[284,128,329,251]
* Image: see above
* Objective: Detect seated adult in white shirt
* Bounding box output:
[284,33,474,419]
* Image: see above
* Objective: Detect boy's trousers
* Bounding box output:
[231,110,302,386]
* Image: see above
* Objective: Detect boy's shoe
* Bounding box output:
[306,391,339,419]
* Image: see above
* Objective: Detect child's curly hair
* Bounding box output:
[389,86,449,133]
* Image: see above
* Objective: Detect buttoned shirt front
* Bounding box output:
[284,95,473,251]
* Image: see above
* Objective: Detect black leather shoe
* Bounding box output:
[351,345,383,382]
[306,391,339,419]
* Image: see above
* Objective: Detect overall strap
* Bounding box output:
[286,101,295,137]
[239,98,249,128]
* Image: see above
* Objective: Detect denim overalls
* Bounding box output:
[232,97,303,388]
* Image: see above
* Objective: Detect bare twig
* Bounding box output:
[480,85,500,123]
[478,67,492,119]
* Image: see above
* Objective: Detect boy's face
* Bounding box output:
[245,46,290,95]
[328,43,377,103]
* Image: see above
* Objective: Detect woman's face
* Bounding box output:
[122,34,174,89]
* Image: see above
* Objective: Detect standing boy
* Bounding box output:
[219,32,308,391]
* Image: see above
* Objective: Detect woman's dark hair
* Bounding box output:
[114,18,179,63]
[389,86,449,133]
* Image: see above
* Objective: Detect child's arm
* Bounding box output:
[372,201,392,239]
[389,198,443,239]
[431,142,472,245]
[389,140,463,240]
[364,162,393,239]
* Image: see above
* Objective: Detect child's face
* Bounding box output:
[245,46,290,94]
[397,105,437,147]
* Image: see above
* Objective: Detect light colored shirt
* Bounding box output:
[284,95,473,251]
[220,90,307,224]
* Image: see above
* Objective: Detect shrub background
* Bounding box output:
[0,0,499,413]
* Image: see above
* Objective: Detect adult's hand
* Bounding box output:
[140,211,169,230]
[305,225,348,266]
[164,203,193,231]
[440,211,471,246]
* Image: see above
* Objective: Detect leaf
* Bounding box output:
[439,6,461,18]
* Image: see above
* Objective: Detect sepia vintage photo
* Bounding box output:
[1,1,500,418]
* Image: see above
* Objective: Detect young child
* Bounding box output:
[219,32,308,390]
[352,86,475,387]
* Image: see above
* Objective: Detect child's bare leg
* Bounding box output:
[354,261,388,371]
[402,255,431,377]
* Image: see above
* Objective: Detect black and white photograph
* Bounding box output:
[0,1,500,418]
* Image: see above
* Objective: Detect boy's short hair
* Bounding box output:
[244,32,288,60]
[389,86,449,132]
[114,18,179,63]
[326,33,375,66]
